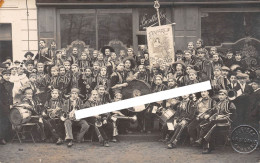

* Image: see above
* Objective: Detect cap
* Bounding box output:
[236,73,249,79]
[189,69,197,75]
[1,69,11,75]
[176,50,183,54]
[155,74,163,80]
[221,66,230,71]
[219,89,228,95]
[71,87,80,94]
[29,73,37,78]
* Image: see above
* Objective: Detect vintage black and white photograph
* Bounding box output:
[0,0,260,162]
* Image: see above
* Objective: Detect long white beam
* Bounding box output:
[75,80,212,119]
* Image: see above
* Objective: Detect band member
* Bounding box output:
[183,50,195,66]
[223,50,235,68]
[167,77,178,89]
[35,40,52,65]
[196,90,236,154]
[97,85,111,104]
[63,61,72,80]
[167,94,196,149]
[70,64,84,91]
[118,50,127,64]
[187,91,216,145]
[53,50,65,67]
[0,70,14,144]
[211,53,223,68]
[175,50,184,62]
[21,88,47,142]
[58,66,70,96]
[62,88,90,147]
[67,47,80,65]
[79,52,91,70]
[194,48,213,81]
[187,69,199,85]
[48,41,57,60]
[81,67,95,99]
[96,66,110,90]
[35,63,48,103]
[91,50,99,65]
[233,51,248,70]
[123,57,136,82]
[96,53,106,67]
[42,89,63,144]
[83,90,113,147]
[110,63,128,98]
[236,73,253,95]
[211,66,226,94]
[134,64,150,83]
[187,42,196,56]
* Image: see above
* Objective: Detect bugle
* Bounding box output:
[227,89,237,101]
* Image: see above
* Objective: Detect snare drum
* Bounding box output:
[9,106,32,125]
[159,109,175,123]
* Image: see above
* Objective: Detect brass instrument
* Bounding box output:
[48,107,63,119]
[227,89,237,101]
[112,115,137,122]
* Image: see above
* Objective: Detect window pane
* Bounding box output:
[98,13,132,49]
[201,12,260,46]
[60,14,96,48]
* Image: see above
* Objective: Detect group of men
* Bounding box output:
[0,39,259,154]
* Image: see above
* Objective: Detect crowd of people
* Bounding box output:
[0,38,259,154]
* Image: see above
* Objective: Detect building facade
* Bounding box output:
[0,0,260,61]
[0,0,38,62]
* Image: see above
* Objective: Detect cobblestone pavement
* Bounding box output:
[0,141,259,163]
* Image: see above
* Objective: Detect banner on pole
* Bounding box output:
[146,24,175,66]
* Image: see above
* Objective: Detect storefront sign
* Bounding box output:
[139,8,166,31]
[146,24,175,66]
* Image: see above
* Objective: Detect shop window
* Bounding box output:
[59,10,132,50]
[98,13,132,48]
[0,24,12,62]
[60,14,96,49]
[201,12,260,46]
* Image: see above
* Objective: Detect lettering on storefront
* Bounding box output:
[139,9,166,31]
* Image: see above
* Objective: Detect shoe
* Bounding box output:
[202,148,211,154]
[111,137,117,143]
[167,143,176,149]
[0,139,7,145]
[67,140,73,147]
[56,138,63,145]
[104,141,110,147]
[195,138,202,145]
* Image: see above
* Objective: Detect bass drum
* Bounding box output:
[121,79,151,99]
[9,106,32,125]
[121,80,151,112]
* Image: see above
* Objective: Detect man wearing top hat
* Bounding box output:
[0,69,14,145]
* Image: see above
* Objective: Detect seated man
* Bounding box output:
[83,90,113,147]
[167,94,196,149]
[62,88,90,147]
[196,90,236,154]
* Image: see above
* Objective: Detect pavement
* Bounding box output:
[0,140,259,163]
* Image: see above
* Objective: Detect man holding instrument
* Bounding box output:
[187,90,216,145]
[167,94,196,149]
[195,90,236,154]
[62,88,90,147]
